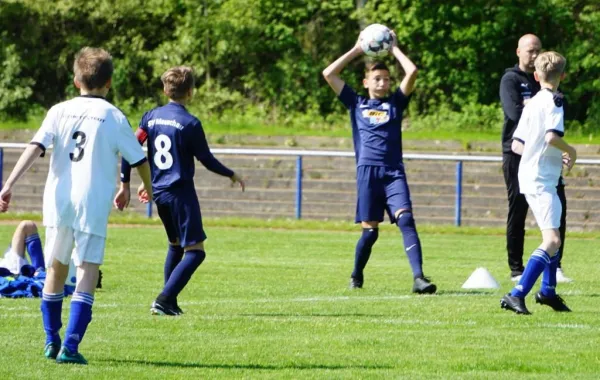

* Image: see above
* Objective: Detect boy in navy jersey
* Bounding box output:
[322,31,436,294]
[119,66,245,316]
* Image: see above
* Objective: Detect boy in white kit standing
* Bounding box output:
[0,47,153,363]
[500,51,575,315]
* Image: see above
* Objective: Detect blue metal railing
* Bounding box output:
[295,156,302,220]
[455,161,463,226]
[3,143,600,226]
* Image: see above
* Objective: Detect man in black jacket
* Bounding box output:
[500,34,572,283]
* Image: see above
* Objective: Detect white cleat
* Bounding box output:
[556,268,573,283]
[511,274,522,282]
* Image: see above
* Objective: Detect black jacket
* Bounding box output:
[499,65,540,154]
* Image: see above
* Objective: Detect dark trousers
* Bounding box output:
[502,153,567,275]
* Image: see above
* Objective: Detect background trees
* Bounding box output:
[1,0,599,131]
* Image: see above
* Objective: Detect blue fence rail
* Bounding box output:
[3,143,600,226]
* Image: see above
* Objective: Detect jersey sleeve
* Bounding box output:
[393,88,410,112]
[191,120,234,177]
[120,127,148,183]
[30,106,58,157]
[338,84,359,110]
[116,115,146,168]
[546,95,565,137]
[512,106,529,143]
[499,74,525,122]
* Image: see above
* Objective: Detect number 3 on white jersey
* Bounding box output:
[154,134,173,170]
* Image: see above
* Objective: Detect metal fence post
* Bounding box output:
[295,155,303,219]
[455,161,463,226]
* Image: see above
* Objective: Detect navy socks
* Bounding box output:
[159,249,205,303]
[351,228,379,280]
[397,212,424,279]
[164,245,184,285]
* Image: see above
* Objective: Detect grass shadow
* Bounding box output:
[238,313,388,318]
[98,359,392,371]
[435,290,500,296]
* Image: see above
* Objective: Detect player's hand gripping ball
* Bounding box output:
[360,24,393,57]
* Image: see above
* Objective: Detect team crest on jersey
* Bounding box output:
[362,109,390,125]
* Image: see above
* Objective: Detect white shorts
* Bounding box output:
[525,190,562,230]
[44,227,106,267]
[0,249,28,275]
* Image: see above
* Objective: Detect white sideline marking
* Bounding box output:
[538,323,590,329]
[195,314,479,327]
[0,293,492,313]
[0,293,479,313]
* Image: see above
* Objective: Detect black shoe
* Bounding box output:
[96,270,103,289]
[150,300,180,316]
[412,276,436,294]
[349,277,363,289]
[173,299,184,315]
[510,269,524,277]
[500,293,531,315]
[535,292,571,312]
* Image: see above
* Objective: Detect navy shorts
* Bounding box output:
[155,185,207,247]
[355,165,413,223]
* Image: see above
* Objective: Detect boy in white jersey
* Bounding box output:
[500,51,575,315]
[0,47,153,363]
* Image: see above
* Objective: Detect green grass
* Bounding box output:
[3,212,600,239]
[1,223,599,379]
[5,114,600,145]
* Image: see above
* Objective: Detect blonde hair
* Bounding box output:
[534,51,566,82]
[73,47,113,90]
[161,66,195,100]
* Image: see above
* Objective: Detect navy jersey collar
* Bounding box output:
[78,94,106,99]
[166,101,187,110]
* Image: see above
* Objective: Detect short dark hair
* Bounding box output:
[365,61,390,74]
[161,66,195,100]
[73,47,113,90]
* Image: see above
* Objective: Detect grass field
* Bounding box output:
[3,115,600,145]
[1,223,599,379]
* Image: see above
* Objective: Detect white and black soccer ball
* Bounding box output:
[360,24,392,57]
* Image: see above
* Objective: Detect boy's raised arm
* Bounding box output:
[389,31,418,96]
[322,42,363,96]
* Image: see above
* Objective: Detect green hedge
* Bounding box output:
[1,0,599,131]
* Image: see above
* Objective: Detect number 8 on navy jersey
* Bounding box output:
[154,134,173,170]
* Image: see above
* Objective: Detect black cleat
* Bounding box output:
[150,300,180,316]
[349,277,363,289]
[173,299,184,315]
[412,276,436,294]
[96,270,103,289]
[535,292,571,312]
[500,293,531,315]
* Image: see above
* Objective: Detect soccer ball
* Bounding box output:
[360,24,392,57]
[66,258,77,287]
